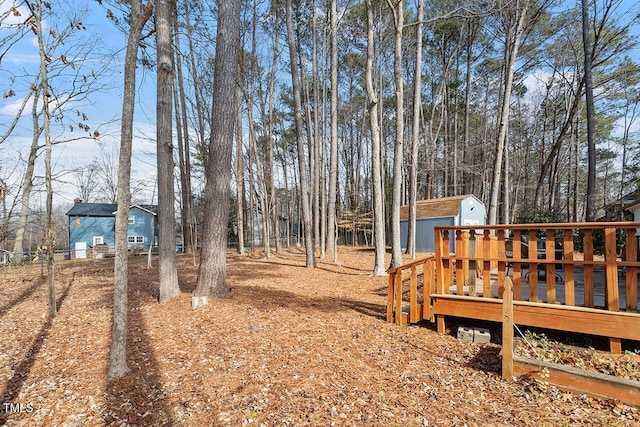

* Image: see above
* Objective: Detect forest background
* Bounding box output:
[1,0,640,267]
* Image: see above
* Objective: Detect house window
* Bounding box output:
[128,236,144,243]
[128,215,135,224]
[93,236,104,246]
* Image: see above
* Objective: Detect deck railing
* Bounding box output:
[387,222,640,353]
[386,256,436,325]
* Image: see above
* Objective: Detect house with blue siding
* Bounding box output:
[66,200,158,257]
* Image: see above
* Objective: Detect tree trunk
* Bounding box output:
[235,87,246,255]
[582,0,596,221]
[156,0,180,304]
[311,6,322,258]
[173,17,194,254]
[184,1,208,164]
[107,0,153,380]
[366,0,387,276]
[192,0,242,308]
[12,86,41,264]
[267,5,281,253]
[488,1,529,225]
[35,0,56,318]
[388,0,404,268]
[407,0,423,259]
[285,0,315,268]
[326,0,338,258]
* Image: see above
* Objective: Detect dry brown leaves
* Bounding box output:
[514,332,640,381]
[0,247,638,426]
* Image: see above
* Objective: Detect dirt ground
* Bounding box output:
[0,246,638,426]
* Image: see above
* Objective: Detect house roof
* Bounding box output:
[400,194,479,220]
[66,203,158,217]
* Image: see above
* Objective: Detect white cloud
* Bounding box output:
[0,1,30,28]
[0,95,32,116]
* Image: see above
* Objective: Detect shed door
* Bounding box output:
[416,217,455,253]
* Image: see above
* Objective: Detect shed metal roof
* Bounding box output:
[400,195,477,220]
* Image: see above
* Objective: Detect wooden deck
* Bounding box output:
[387,222,640,354]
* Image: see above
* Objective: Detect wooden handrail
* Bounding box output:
[387,221,640,353]
[386,255,435,324]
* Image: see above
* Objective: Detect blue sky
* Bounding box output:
[0,1,160,208]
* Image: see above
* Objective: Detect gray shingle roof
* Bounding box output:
[66,203,157,217]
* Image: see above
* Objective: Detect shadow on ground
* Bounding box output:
[0,276,74,421]
[103,265,176,426]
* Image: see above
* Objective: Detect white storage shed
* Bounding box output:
[400,194,486,253]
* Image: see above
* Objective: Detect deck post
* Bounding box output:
[410,265,419,323]
[394,271,403,325]
[502,277,514,380]
[387,273,395,322]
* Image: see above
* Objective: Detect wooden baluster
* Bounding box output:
[625,228,638,311]
[498,229,506,298]
[443,230,451,294]
[483,230,491,298]
[410,264,419,323]
[490,233,498,272]
[394,270,403,325]
[435,229,445,295]
[426,258,436,322]
[604,226,621,353]
[528,230,538,302]
[387,273,395,322]
[604,226,620,311]
[475,230,484,275]
[455,230,465,295]
[583,229,594,308]
[546,228,556,304]
[564,229,575,306]
[468,230,477,296]
[512,230,522,301]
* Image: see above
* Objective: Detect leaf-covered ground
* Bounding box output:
[513,331,640,381]
[1,247,638,426]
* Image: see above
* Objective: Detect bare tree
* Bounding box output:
[487,0,531,225]
[173,14,194,254]
[107,0,154,380]
[366,0,387,276]
[33,0,56,317]
[387,0,404,268]
[192,0,242,308]
[406,0,423,259]
[156,0,180,303]
[73,165,98,202]
[92,145,119,202]
[12,85,41,263]
[285,0,315,268]
[8,2,104,263]
[581,0,596,221]
[326,0,338,260]
[235,86,246,255]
